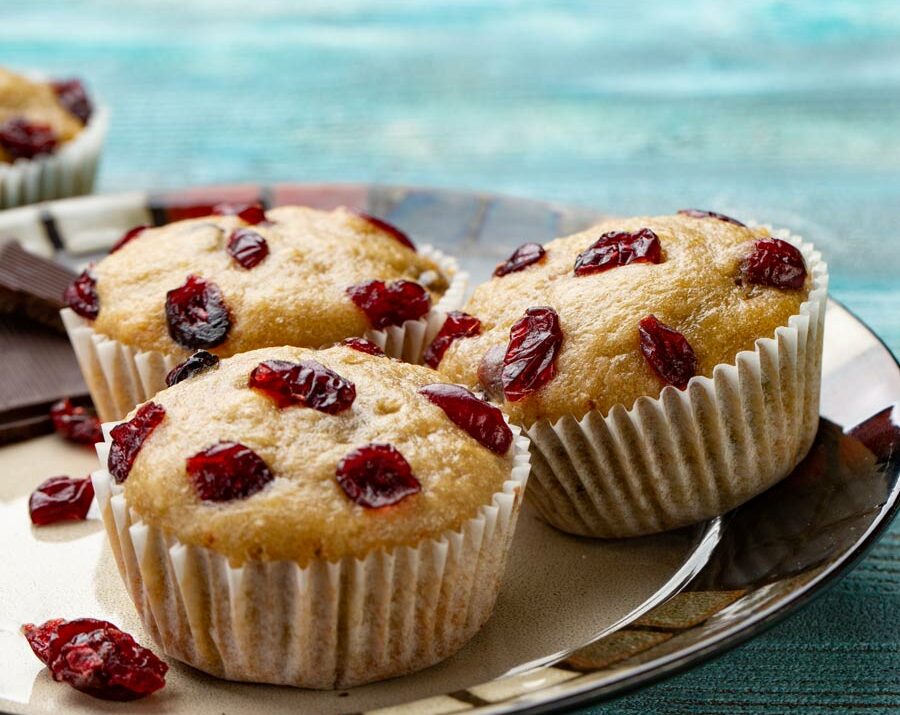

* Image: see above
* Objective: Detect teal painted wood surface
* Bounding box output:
[1,1,898,712]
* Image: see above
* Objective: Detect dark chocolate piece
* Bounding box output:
[0,241,76,333]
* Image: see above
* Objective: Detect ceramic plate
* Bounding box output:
[0,184,897,715]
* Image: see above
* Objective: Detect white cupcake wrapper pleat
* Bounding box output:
[0,107,108,209]
[526,230,828,538]
[92,425,530,688]
[63,245,467,421]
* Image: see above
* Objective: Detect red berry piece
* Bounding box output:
[424,311,482,368]
[638,315,697,390]
[249,359,356,413]
[740,237,807,290]
[186,441,274,502]
[50,398,102,445]
[420,383,512,454]
[574,228,662,277]
[341,337,385,356]
[51,78,93,124]
[336,443,421,508]
[477,344,506,402]
[23,618,167,701]
[108,402,166,483]
[353,212,416,251]
[678,208,746,227]
[29,476,94,525]
[165,350,219,387]
[346,279,431,329]
[110,225,149,254]
[494,242,546,277]
[227,228,269,269]
[502,306,563,402]
[63,268,100,320]
[213,201,268,225]
[165,274,231,349]
[0,118,58,160]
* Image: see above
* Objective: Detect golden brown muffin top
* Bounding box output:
[90,206,450,357]
[437,213,811,425]
[119,345,514,567]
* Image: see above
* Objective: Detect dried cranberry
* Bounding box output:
[50,398,102,445]
[186,441,273,502]
[678,208,746,227]
[110,225,149,254]
[574,228,662,277]
[165,275,231,349]
[51,79,93,124]
[424,311,482,368]
[23,618,167,701]
[740,238,807,290]
[249,359,356,413]
[420,384,512,454]
[63,268,99,320]
[0,118,58,160]
[346,279,431,329]
[108,402,165,483]
[353,212,416,251]
[226,228,269,269]
[477,344,506,401]
[638,315,697,390]
[341,337,385,356]
[29,476,94,525]
[502,306,563,401]
[336,443,421,508]
[494,242,546,277]
[165,350,219,387]
[212,202,268,225]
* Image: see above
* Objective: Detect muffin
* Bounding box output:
[62,205,466,420]
[0,67,107,208]
[91,344,529,688]
[434,210,828,537]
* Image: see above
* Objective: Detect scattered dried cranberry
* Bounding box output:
[212,201,268,225]
[23,618,167,701]
[50,398,102,445]
[420,383,512,454]
[227,228,269,269]
[502,306,563,401]
[346,279,431,329]
[165,274,231,349]
[29,476,94,525]
[678,208,746,227]
[574,228,662,277]
[336,443,421,508]
[108,402,165,483]
[638,315,697,390]
[353,212,416,251]
[186,441,273,502]
[477,344,506,401]
[110,225,149,254]
[0,118,58,160]
[341,337,385,356]
[424,311,482,368]
[494,242,546,277]
[249,359,356,413]
[165,350,219,387]
[740,238,807,290]
[63,268,100,320]
[51,78,93,124]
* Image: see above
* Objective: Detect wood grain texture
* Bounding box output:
[0,1,897,712]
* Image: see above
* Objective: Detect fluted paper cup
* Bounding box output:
[526,230,828,538]
[91,423,530,689]
[62,245,467,421]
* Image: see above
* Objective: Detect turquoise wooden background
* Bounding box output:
[2,1,898,712]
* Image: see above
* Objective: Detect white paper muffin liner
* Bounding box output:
[62,245,467,421]
[91,422,530,688]
[525,230,828,538]
[0,106,108,209]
